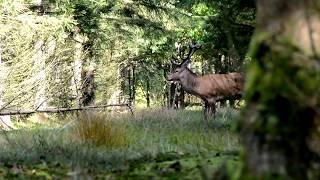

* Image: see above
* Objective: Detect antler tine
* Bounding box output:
[179,47,190,65]
[178,46,187,60]
[190,42,197,48]
[182,42,200,61]
[171,55,181,66]
[191,42,202,50]
[174,42,187,66]
[175,42,183,59]
[172,41,201,66]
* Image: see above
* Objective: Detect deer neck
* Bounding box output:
[179,69,198,94]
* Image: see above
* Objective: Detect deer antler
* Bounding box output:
[171,41,201,67]
[180,42,201,66]
[183,42,201,60]
[171,55,181,66]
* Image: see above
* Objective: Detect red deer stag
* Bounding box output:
[166,42,245,124]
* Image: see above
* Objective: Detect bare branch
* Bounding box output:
[0,104,133,116]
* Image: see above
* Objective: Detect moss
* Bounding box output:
[237,26,320,178]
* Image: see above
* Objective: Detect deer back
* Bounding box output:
[196,72,244,99]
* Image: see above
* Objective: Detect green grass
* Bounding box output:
[0,108,241,179]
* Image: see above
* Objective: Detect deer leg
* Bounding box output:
[203,101,210,130]
[207,99,216,120]
[210,102,216,120]
[203,101,208,118]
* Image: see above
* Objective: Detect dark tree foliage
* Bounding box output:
[201,0,255,73]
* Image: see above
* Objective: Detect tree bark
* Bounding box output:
[239,0,320,179]
[73,31,85,107]
[163,67,170,108]
[34,40,47,110]
[120,68,126,104]
[81,65,95,106]
[127,67,132,106]
[169,83,176,108]
[132,66,136,106]
[146,77,150,108]
[178,87,185,109]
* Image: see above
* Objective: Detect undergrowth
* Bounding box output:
[0,108,240,179]
[72,112,127,148]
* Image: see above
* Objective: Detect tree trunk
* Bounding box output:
[132,66,136,106]
[81,65,95,106]
[120,68,126,104]
[73,32,85,107]
[163,68,169,108]
[34,40,47,110]
[179,87,185,109]
[213,54,221,74]
[146,77,150,108]
[127,67,132,106]
[239,0,320,179]
[169,83,176,108]
[132,66,137,105]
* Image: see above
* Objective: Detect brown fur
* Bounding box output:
[167,67,244,120]
[196,72,244,100]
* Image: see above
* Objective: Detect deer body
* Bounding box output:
[166,42,245,124]
[167,67,244,112]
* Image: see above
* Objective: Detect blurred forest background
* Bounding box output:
[0,0,255,111]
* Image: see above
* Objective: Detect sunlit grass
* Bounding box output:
[72,112,127,148]
[0,107,240,178]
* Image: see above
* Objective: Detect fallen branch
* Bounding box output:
[0,116,16,130]
[0,104,133,116]
[184,102,203,107]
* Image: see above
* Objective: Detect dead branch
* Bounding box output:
[0,104,133,116]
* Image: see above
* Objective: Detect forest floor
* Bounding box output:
[0,107,241,179]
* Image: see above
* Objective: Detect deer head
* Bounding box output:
[166,42,201,81]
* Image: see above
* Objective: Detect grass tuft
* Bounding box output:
[72,112,127,148]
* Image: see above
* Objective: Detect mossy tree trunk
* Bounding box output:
[240,0,320,179]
